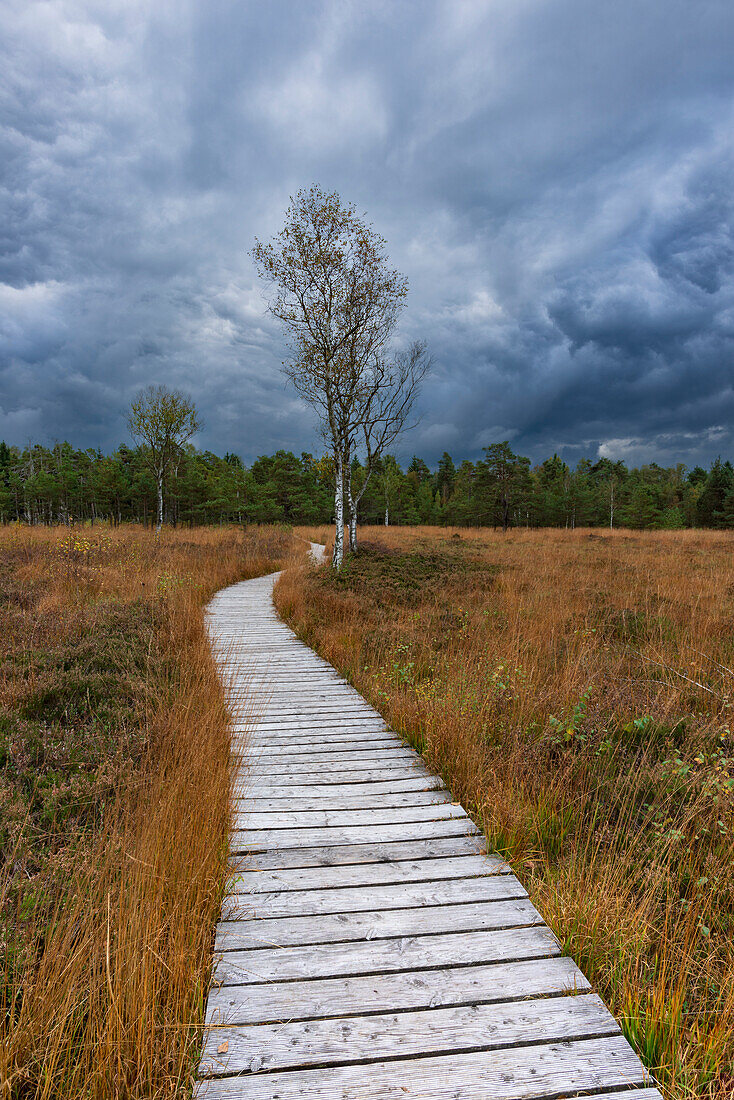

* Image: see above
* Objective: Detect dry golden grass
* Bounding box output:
[277,525,734,1099]
[0,523,293,1099]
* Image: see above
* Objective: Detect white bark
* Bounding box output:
[332,454,345,569]
[610,480,615,530]
[346,453,375,552]
[346,463,358,552]
[156,472,164,535]
[345,458,356,553]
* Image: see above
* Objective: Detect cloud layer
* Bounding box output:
[1,0,733,466]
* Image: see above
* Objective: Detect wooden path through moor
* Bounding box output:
[196,549,662,1099]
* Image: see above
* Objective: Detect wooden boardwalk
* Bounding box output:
[197,555,662,1100]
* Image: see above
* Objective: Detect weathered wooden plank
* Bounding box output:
[243,757,431,777]
[236,739,412,760]
[236,710,382,724]
[228,835,487,870]
[234,647,332,653]
[237,716,388,730]
[240,708,385,718]
[238,748,415,765]
[223,658,333,666]
[238,655,345,664]
[566,1094,663,1100]
[232,791,452,812]
[234,689,376,700]
[227,854,506,896]
[216,645,316,653]
[213,645,290,650]
[200,992,615,1076]
[236,748,419,768]
[213,926,560,986]
[241,714,384,727]
[242,696,377,708]
[237,737,400,756]
[237,662,345,671]
[232,805,468,829]
[213,625,311,633]
[233,721,390,735]
[235,764,433,784]
[224,868,515,916]
[238,668,347,677]
[215,898,541,949]
[236,696,369,704]
[238,758,421,775]
[241,716,386,731]
[243,700,381,712]
[229,818,479,853]
[213,616,287,623]
[239,668,350,677]
[240,692,368,704]
[240,727,394,740]
[228,669,339,678]
[196,1035,651,1099]
[236,728,391,742]
[239,744,405,759]
[239,676,353,685]
[244,709,380,718]
[227,670,337,679]
[231,777,446,798]
[212,636,320,644]
[243,729,394,745]
[206,956,590,1026]
[228,669,338,678]
[217,624,310,632]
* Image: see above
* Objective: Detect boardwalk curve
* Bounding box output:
[197,548,662,1099]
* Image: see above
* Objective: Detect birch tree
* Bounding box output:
[376,454,403,526]
[127,385,200,533]
[252,186,408,568]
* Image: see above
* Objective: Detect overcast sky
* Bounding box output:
[2,0,733,468]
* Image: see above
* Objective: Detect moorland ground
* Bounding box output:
[0,524,294,1099]
[3,521,732,1099]
[276,525,734,1099]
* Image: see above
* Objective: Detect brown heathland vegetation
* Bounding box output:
[276,525,734,1099]
[0,524,292,1099]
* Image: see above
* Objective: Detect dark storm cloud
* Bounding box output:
[1,0,733,467]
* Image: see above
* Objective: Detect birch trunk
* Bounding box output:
[346,460,372,552]
[384,505,389,526]
[610,480,615,530]
[156,473,164,535]
[332,454,345,569]
[345,463,358,552]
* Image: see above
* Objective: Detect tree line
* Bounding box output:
[2,437,734,531]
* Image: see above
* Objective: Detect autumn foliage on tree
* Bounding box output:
[252,185,422,567]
